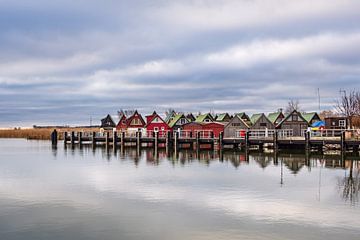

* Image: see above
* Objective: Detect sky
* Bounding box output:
[0,0,360,127]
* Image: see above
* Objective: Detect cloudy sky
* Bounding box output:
[1,0,360,127]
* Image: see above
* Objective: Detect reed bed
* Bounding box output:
[0,128,100,140]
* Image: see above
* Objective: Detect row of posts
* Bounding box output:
[55,129,350,152]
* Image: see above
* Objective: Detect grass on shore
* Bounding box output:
[0,128,100,140]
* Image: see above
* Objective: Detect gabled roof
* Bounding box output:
[195,113,214,123]
[301,112,320,123]
[101,114,115,127]
[126,110,146,126]
[267,112,283,123]
[250,113,263,125]
[277,110,309,126]
[168,113,187,128]
[165,110,176,123]
[186,113,196,121]
[216,113,230,121]
[225,115,250,129]
[145,111,167,127]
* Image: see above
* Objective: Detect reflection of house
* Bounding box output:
[267,111,285,125]
[101,114,115,129]
[216,113,232,122]
[283,159,305,174]
[224,115,250,138]
[276,110,309,136]
[325,117,347,129]
[168,113,189,131]
[250,113,275,129]
[302,112,321,125]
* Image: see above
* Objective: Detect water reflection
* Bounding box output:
[2,139,360,240]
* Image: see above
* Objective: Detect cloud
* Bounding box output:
[0,0,360,126]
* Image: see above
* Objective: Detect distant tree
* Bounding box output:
[319,110,337,120]
[165,108,176,117]
[335,89,360,128]
[285,99,302,114]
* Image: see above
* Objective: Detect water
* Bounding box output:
[0,139,359,240]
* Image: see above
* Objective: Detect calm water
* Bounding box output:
[0,139,360,240]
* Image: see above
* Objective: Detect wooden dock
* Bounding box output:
[51,129,360,153]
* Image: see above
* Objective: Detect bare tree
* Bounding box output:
[337,161,360,204]
[335,90,360,128]
[285,99,302,114]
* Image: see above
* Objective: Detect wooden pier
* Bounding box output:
[52,129,360,153]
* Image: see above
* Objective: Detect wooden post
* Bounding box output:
[196,131,201,152]
[341,131,346,152]
[51,129,57,145]
[174,131,179,152]
[106,131,110,147]
[245,130,249,150]
[78,132,82,145]
[71,131,75,146]
[92,131,96,147]
[155,131,159,149]
[63,131,68,144]
[121,131,125,148]
[273,130,278,152]
[166,131,171,150]
[305,131,310,151]
[113,131,117,150]
[210,131,214,150]
[137,130,142,149]
[219,131,224,151]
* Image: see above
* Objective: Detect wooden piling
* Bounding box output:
[174,131,179,152]
[71,131,75,146]
[245,130,249,150]
[106,131,110,147]
[341,131,346,152]
[121,131,125,148]
[196,131,200,152]
[155,131,159,149]
[219,132,224,151]
[113,131,117,150]
[137,130,142,148]
[78,132,82,145]
[273,130,278,152]
[92,131,96,147]
[51,129,57,145]
[63,131,68,144]
[305,131,310,151]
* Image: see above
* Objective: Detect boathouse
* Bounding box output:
[216,113,232,122]
[250,113,275,129]
[116,111,128,130]
[168,113,190,130]
[145,111,171,134]
[202,122,225,138]
[224,115,250,138]
[101,114,116,130]
[195,113,215,123]
[325,116,347,129]
[125,110,146,132]
[276,110,309,136]
[267,111,285,125]
[302,112,321,125]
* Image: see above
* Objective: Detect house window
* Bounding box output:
[204,119,211,122]
[260,123,267,127]
[332,121,336,126]
[339,120,346,127]
[131,118,140,125]
[161,127,165,131]
[154,127,159,132]
[232,123,241,127]
[180,118,187,125]
[292,115,298,121]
